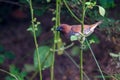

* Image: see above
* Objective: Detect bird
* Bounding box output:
[56,21,102,39]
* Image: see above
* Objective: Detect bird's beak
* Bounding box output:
[56,27,63,31]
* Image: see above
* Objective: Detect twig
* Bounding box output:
[64,51,90,80]
[0,0,26,7]
[50,43,74,52]
[29,0,42,80]
[0,69,18,80]
[86,39,105,80]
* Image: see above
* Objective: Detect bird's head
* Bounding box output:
[56,24,72,34]
[56,26,63,31]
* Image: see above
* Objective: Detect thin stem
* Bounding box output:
[64,51,90,80]
[79,0,86,80]
[50,0,61,80]
[50,51,55,80]
[0,0,25,7]
[81,0,86,33]
[0,69,18,80]
[50,43,74,52]
[63,0,82,24]
[64,51,79,68]
[63,0,86,80]
[29,0,42,80]
[86,39,105,80]
[30,71,38,80]
[80,43,83,80]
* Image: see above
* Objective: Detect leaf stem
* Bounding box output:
[63,0,82,24]
[86,39,105,80]
[80,43,83,80]
[30,71,38,80]
[0,69,18,80]
[79,0,86,80]
[50,0,61,80]
[29,0,42,80]
[64,51,90,80]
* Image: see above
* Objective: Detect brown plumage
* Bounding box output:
[56,21,102,38]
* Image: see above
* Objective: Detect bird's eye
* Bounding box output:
[56,27,63,31]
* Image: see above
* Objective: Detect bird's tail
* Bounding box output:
[96,20,103,25]
[90,20,103,31]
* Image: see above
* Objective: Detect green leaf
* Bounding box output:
[9,65,19,75]
[20,71,27,78]
[47,0,51,3]
[34,46,53,70]
[71,46,80,56]
[110,53,120,58]
[52,17,56,21]
[4,51,15,60]
[89,39,95,44]
[27,25,38,31]
[34,9,46,16]
[99,0,115,9]
[85,2,91,6]
[5,76,15,80]
[24,64,35,72]
[37,22,41,25]
[0,45,4,52]
[88,34,100,44]
[70,35,78,41]
[98,6,105,17]
[33,18,37,22]
[27,27,33,31]
[27,25,42,37]
[0,55,5,64]
[7,65,27,80]
[56,38,64,55]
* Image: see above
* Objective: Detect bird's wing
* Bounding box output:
[71,25,82,33]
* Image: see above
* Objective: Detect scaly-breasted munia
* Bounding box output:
[56,21,102,39]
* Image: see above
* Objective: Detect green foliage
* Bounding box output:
[98,6,105,17]
[0,45,4,52]
[110,52,120,58]
[0,45,15,64]
[34,46,53,70]
[27,18,42,37]
[0,45,5,64]
[88,34,100,44]
[82,34,100,50]
[34,6,47,16]
[71,46,80,56]
[4,51,15,60]
[23,64,35,72]
[85,1,96,9]
[99,18,115,28]
[0,55,5,64]
[109,52,120,79]
[114,74,120,80]
[56,39,64,55]
[95,73,120,80]
[70,34,85,41]
[27,25,42,37]
[85,1,106,17]
[95,75,111,79]
[70,35,78,41]
[5,65,27,80]
[71,34,100,56]
[99,0,115,9]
